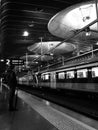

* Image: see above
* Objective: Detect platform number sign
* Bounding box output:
[6,59,10,65]
[0,59,24,66]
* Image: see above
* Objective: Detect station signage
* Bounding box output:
[0,59,24,65]
[11,59,24,65]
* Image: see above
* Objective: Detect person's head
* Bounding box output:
[6,64,15,72]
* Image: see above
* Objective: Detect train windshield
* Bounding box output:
[91,67,98,77]
[77,69,87,78]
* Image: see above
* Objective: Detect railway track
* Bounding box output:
[19,85,98,120]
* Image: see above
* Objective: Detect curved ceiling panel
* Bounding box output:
[21,54,53,62]
[48,1,98,40]
[28,41,76,55]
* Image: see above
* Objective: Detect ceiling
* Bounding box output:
[0,0,93,67]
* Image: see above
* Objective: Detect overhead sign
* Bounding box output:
[0,59,24,65]
[11,59,24,65]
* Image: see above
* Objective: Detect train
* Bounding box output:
[37,61,98,91]
[18,48,98,99]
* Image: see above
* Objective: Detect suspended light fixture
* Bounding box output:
[96,41,98,45]
[85,27,91,36]
[23,31,29,36]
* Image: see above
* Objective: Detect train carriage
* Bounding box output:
[37,61,98,97]
[19,49,98,100]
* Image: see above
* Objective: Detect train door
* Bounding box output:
[50,72,56,88]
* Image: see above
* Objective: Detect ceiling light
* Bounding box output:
[28,24,34,27]
[23,31,29,36]
[0,59,4,62]
[96,41,98,45]
[50,53,53,56]
[85,27,91,36]
[86,31,91,36]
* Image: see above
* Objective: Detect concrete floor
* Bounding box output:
[0,90,58,130]
[0,87,98,130]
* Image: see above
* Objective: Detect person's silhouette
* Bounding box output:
[7,65,17,111]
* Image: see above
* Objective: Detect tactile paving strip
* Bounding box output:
[18,90,96,130]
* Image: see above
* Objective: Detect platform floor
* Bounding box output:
[0,89,98,130]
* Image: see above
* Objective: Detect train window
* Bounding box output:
[91,67,98,77]
[45,74,49,80]
[77,69,87,78]
[58,72,65,79]
[66,71,74,79]
[41,74,45,80]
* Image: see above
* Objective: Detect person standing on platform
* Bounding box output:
[6,65,18,111]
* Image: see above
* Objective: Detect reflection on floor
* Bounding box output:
[0,89,98,130]
[0,90,57,130]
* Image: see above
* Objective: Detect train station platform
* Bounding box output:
[0,86,98,130]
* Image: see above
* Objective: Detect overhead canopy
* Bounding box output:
[48,1,98,41]
[28,41,76,56]
[21,54,53,62]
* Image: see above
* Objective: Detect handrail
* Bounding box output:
[40,48,98,71]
